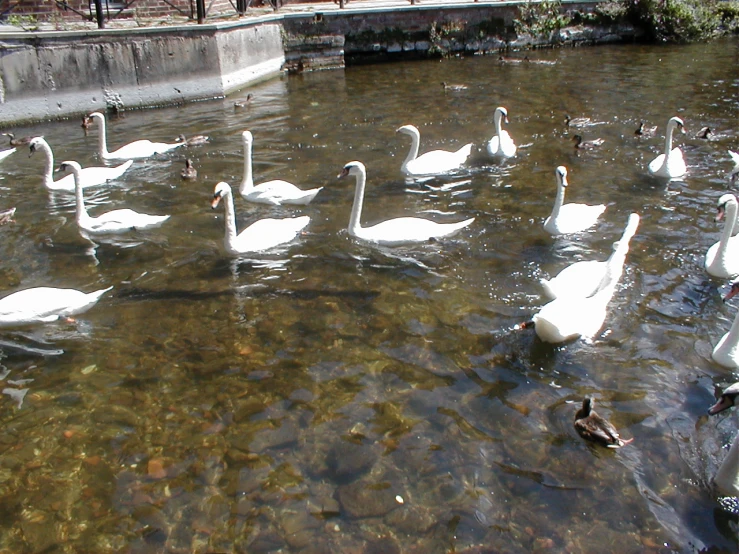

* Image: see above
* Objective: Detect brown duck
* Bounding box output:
[574,398,633,448]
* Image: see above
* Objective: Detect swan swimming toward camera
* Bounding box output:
[541,212,639,300]
[648,116,687,179]
[543,166,606,235]
[238,131,322,205]
[707,383,739,497]
[397,124,472,177]
[486,107,516,158]
[29,137,132,191]
[705,194,739,279]
[711,282,739,369]
[211,181,310,255]
[61,161,170,235]
[0,285,113,327]
[532,213,639,343]
[87,112,184,161]
[338,161,474,246]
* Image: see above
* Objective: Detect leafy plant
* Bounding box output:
[514,0,570,38]
[5,14,38,31]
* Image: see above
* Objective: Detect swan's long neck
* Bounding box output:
[663,121,676,156]
[494,111,503,136]
[402,130,420,166]
[593,215,639,301]
[94,116,110,158]
[239,138,254,195]
[720,309,739,358]
[38,141,54,188]
[549,177,566,221]
[222,191,239,250]
[716,199,738,266]
[348,170,366,236]
[72,166,91,226]
[715,433,739,497]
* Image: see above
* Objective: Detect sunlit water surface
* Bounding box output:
[1,39,739,553]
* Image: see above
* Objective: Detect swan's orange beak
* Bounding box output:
[716,206,725,222]
[211,194,222,209]
[723,282,739,303]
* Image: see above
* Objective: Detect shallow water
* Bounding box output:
[1,38,739,553]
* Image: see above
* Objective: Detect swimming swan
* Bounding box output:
[707,384,739,496]
[0,148,15,163]
[29,137,132,191]
[712,282,739,369]
[238,131,322,206]
[87,112,184,161]
[211,182,310,255]
[61,161,170,235]
[541,212,639,300]
[338,161,474,246]
[543,166,606,235]
[486,107,517,158]
[705,194,739,279]
[533,213,639,343]
[0,285,113,327]
[647,116,687,179]
[397,124,473,177]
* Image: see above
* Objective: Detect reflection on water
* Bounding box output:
[0,39,739,552]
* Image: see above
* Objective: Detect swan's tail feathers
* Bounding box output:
[539,279,556,300]
[456,143,474,159]
[89,286,114,302]
[729,150,739,166]
[450,217,475,233]
[118,160,134,171]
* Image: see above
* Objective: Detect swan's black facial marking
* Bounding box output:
[338,166,351,179]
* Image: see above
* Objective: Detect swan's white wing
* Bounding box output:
[250,180,323,205]
[357,216,473,245]
[541,260,606,300]
[233,216,310,252]
[405,144,472,176]
[85,209,169,233]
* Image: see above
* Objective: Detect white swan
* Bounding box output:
[712,283,739,369]
[543,166,606,235]
[88,112,184,161]
[705,194,739,279]
[238,131,322,206]
[647,116,687,179]
[29,137,132,192]
[0,285,113,327]
[729,150,739,186]
[486,107,517,159]
[397,124,473,177]
[211,182,310,255]
[338,161,474,246]
[707,384,739,496]
[533,213,639,343]
[61,161,170,235]
[541,213,640,300]
[0,148,15,163]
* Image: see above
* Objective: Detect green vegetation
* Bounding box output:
[5,14,38,31]
[514,0,570,38]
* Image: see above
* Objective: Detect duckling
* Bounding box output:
[441,82,468,92]
[176,134,210,147]
[574,398,633,448]
[695,126,714,140]
[708,382,739,415]
[572,134,604,150]
[180,158,197,180]
[2,133,33,147]
[498,55,526,65]
[234,93,253,109]
[0,207,15,225]
[564,115,591,128]
[635,121,657,137]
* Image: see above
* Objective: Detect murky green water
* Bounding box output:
[1,38,739,553]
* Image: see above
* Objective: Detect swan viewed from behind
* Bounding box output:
[61,160,170,235]
[87,112,184,161]
[543,166,606,235]
[29,137,132,192]
[541,212,640,300]
[238,131,322,205]
[0,285,113,327]
[647,116,687,179]
[486,106,516,159]
[211,182,310,255]
[533,213,639,343]
[338,161,474,246]
[705,194,739,279]
[397,124,473,177]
